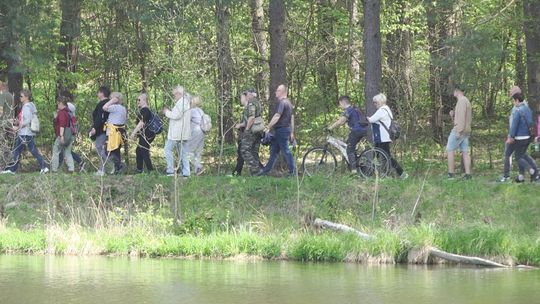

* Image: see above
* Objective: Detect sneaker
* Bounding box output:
[95,170,105,176]
[530,173,540,183]
[0,170,14,174]
[166,173,175,177]
[447,173,455,180]
[400,172,409,179]
[497,176,510,183]
[514,176,525,183]
[462,174,472,180]
[40,167,49,174]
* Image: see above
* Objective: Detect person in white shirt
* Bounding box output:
[163,85,192,177]
[367,93,407,179]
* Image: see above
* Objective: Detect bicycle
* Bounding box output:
[301,131,391,178]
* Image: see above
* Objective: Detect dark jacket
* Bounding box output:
[91,98,109,139]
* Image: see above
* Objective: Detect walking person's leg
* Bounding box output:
[233,133,244,175]
[164,139,175,175]
[64,141,75,172]
[180,140,190,177]
[51,137,62,172]
[502,143,515,179]
[346,131,364,172]
[4,136,25,172]
[513,139,529,181]
[275,128,295,174]
[259,135,280,175]
[376,142,403,176]
[27,136,47,171]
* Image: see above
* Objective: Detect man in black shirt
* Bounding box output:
[89,86,110,175]
[258,84,296,176]
[130,93,156,173]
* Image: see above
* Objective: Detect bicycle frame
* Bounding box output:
[326,135,349,164]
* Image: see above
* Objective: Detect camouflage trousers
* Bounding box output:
[240,130,262,175]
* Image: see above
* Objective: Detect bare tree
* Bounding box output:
[216,0,234,144]
[524,0,540,113]
[363,0,381,115]
[56,0,81,96]
[268,0,287,116]
[250,0,269,101]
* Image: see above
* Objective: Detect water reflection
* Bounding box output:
[0,255,539,304]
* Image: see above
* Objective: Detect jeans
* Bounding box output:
[186,128,205,172]
[503,142,536,177]
[261,127,295,174]
[136,133,155,172]
[446,130,470,152]
[52,136,74,172]
[59,150,82,165]
[94,133,108,169]
[347,130,366,170]
[164,139,190,176]
[6,135,47,172]
[375,142,403,176]
[512,139,537,175]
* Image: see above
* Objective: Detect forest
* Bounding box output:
[1,0,540,171]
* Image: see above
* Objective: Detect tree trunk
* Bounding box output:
[524,0,540,114]
[363,0,382,116]
[515,31,527,91]
[317,0,338,110]
[347,0,361,90]
[425,0,455,143]
[250,0,269,101]
[216,0,235,144]
[268,0,287,116]
[384,0,413,115]
[56,0,81,97]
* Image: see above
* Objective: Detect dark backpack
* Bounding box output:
[147,111,163,134]
[354,106,369,127]
[380,108,401,140]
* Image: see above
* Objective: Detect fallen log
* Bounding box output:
[313,218,514,268]
[313,218,373,240]
[428,247,506,267]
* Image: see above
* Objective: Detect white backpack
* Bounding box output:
[200,110,212,132]
[30,111,40,133]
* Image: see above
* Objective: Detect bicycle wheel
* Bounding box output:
[357,147,391,178]
[301,147,337,177]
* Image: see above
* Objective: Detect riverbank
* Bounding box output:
[1,173,540,265]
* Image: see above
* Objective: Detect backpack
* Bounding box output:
[147,111,163,134]
[200,110,212,133]
[354,106,369,127]
[380,108,401,140]
[30,111,40,133]
[68,113,79,135]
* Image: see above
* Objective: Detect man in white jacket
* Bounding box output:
[163,86,192,177]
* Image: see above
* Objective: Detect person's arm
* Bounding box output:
[267,113,281,130]
[245,103,257,131]
[454,99,466,135]
[20,106,32,128]
[507,109,520,144]
[131,121,145,138]
[329,116,347,130]
[164,99,185,120]
[103,97,118,112]
[290,114,295,141]
[367,108,384,123]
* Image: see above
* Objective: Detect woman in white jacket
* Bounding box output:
[186,96,206,176]
[367,93,407,179]
[163,86,192,177]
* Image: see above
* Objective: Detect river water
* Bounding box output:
[1,255,539,304]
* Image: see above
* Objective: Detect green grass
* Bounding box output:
[1,172,540,264]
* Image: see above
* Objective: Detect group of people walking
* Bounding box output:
[0,79,539,182]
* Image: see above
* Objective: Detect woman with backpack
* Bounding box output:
[367,93,407,179]
[186,95,206,176]
[130,93,158,174]
[1,89,48,174]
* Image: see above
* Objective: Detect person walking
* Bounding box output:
[163,86,191,177]
[1,89,48,174]
[102,92,127,175]
[130,93,156,174]
[498,86,537,182]
[506,93,539,183]
[446,86,472,180]
[257,84,296,177]
[51,96,75,173]
[89,86,110,175]
[186,95,206,176]
[367,93,407,179]
[238,89,263,176]
[328,95,368,174]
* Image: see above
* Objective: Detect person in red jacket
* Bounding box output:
[51,96,74,173]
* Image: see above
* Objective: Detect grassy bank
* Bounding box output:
[1,173,540,265]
